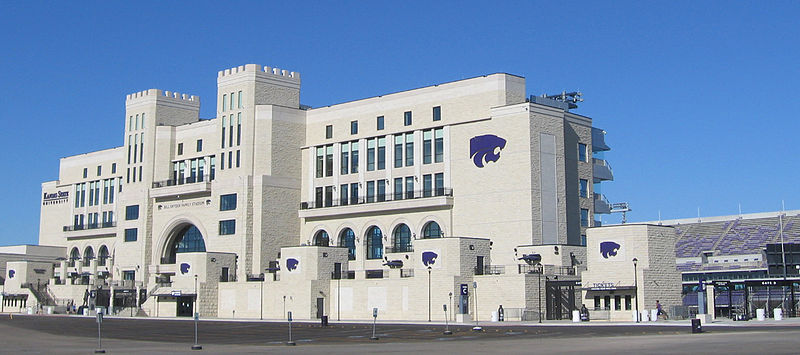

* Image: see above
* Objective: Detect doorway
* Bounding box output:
[316,297,324,319]
[177,296,194,317]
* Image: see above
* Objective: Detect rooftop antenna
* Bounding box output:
[543,91,583,109]
[738,203,742,217]
[658,210,662,225]
[610,202,631,224]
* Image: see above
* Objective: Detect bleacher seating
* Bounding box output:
[673,213,800,258]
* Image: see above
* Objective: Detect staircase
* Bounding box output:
[22,283,56,306]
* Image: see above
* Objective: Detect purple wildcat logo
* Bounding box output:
[180,263,190,274]
[8,270,15,279]
[470,134,507,168]
[600,241,621,259]
[286,258,299,271]
[422,251,439,266]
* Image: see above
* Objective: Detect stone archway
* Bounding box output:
[159,223,206,264]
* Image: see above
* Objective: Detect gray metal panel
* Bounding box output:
[591,127,610,152]
[539,133,558,244]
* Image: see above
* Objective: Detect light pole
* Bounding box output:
[537,263,543,323]
[260,273,264,320]
[337,274,341,321]
[632,258,639,323]
[448,292,453,322]
[427,266,432,322]
[472,281,482,331]
[192,274,201,350]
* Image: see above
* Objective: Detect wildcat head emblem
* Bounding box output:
[422,251,439,266]
[470,135,507,168]
[8,270,15,279]
[180,263,190,274]
[286,258,299,271]
[600,241,621,259]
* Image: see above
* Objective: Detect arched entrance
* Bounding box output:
[162,224,206,264]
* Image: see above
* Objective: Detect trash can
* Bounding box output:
[774,308,783,321]
[691,318,702,333]
[321,315,328,326]
[491,311,498,322]
[756,308,765,321]
[650,309,658,322]
[572,310,580,323]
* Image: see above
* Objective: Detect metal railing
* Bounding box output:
[400,269,415,278]
[152,175,211,189]
[301,188,453,210]
[331,271,356,280]
[365,270,384,279]
[63,222,116,232]
[387,245,414,253]
[475,265,505,275]
[556,266,577,276]
[518,264,544,274]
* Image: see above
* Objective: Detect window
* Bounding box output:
[236,113,241,146]
[220,193,237,211]
[578,143,588,162]
[394,135,403,168]
[377,180,386,201]
[222,94,227,112]
[434,128,444,163]
[340,142,349,175]
[405,176,414,199]
[580,208,589,227]
[314,230,330,246]
[197,139,203,152]
[351,121,358,135]
[625,295,632,310]
[604,295,611,310]
[423,130,432,164]
[579,179,588,198]
[366,181,375,203]
[83,168,88,178]
[594,296,600,310]
[366,226,383,259]
[315,147,324,178]
[350,142,359,173]
[340,184,349,206]
[325,145,333,177]
[230,92,234,110]
[324,186,333,207]
[315,187,323,208]
[394,178,403,200]
[376,116,384,130]
[581,234,587,246]
[128,116,133,131]
[126,205,139,220]
[393,224,411,252]
[377,137,386,170]
[340,228,356,260]
[111,163,116,174]
[325,125,333,139]
[103,180,109,204]
[237,90,242,108]
[433,106,441,121]
[177,143,183,155]
[229,114,234,148]
[435,173,444,196]
[350,182,359,205]
[236,150,240,168]
[404,111,412,126]
[97,166,102,176]
[122,270,135,281]
[423,174,432,197]
[367,138,376,171]
[423,221,442,238]
[124,228,138,242]
[219,219,236,235]
[614,295,621,310]
[405,133,414,166]
[221,116,227,149]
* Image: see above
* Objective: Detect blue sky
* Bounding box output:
[1,1,799,245]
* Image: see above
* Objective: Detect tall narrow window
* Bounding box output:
[197,139,203,152]
[578,143,588,162]
[350,183,359,204]
[229,114,234,147]
[135,114,139,130]
[325,145,333,177]
[222,94,227,112]
[109,179,115,203]
[237,90,242,108]
[139,133,144,163]
[111,163,116,174]
[340,184,349,206]
[97,166,102,176]
[103,180,109,204]
[404,111,412,126]
[220,152,225,170]
[221,117,227,148]
[367,138,376,171]
[579,179,588,198]
[433,106,441,121]
[127,137,131,164]
[236,150,240,168]
[405,176,414,199]
[230,92,234,111]
[80,183,85,207]
[394,178,403,200]
[405,133,414,166]
[423,130,432,164]
[315,147,324,178]
[434,128,444,163]
[350,141,359,173]
[141,113,145,128]
[228,150,232,169]
[128,116,133,131]
[377,180,385,202]
[325,125,333,139]
[366,226,383,259]
[377,137,386,170]
[394,135,403,168]
[366,181,375,203]
[581,208,590,227]
[376,116,384,130]
[83,168,88,178]
[315,187,323,208]
[423,174,432,197]
[177,143,183,155]
[435,173,444,196]
[340,142,349,175]
[88,182,95,206]
[351,120,358,135]
[210,156,216,180]
[133,135,138,163]
[236,113,241,146]
[324,186,333,207]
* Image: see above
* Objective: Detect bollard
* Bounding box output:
[286,311,296,346]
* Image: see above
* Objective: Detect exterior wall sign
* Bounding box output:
[600,240,623,260]
[158,199,212,211]
[8,270,15,279]
[470,134,507,168]
[180,263,191,275]
[421,250,442,269]
[42,190,69,205]
[286,258,299,272]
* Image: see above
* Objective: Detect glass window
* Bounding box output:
[394,177,403,200]
[435,173,444,196]
[219,219,236,235]
[435,128,444,163]
[314,230,329,246]
[594,296,601,310]
[393,224,411,252]
[376,116,384,130]
[98,246,109,266]
[377,137,386,170]
[581,208,590,227]
[366,181,375,203]
[604,296,611,310]
[351,120,358,135]
[341,228,356,260]
[351,142,359,173]
[230,92,234,111]
[111,163,116,174]
[404,111,412,126]
[124,228,138,242]
[229,114,234,146]
[315,187,323,208]
[122,270,135,281]
[83,168,88,178]
[340,184,349,206]
[103,180,109,204]
[220,193,237,211]
[377,179,385,202]
[350,182,359,205]
[178,143,183,155]
[197,139,203,152]
[433,106,441,121]
[126,205,139,220]
[405,176,414,199]
[366,226,383,259]
[394,135,403,168]
[614,295,621,310]
[97,166,102,176]
[238,90,242,108]
[423,130,432,164]
[237,113,241,146]
[236,150,240,168]
[315,146,324,178]
[625,295,632,310]
[405,133,414,166]
[141,113,145,128]
[367,138,376,171]
[128,116,133,131]
[222,94,227,111]
[423,174,432,197]
[325,145,333,177]
[579,179,588,198]
[581,234,587,246]
[174,225,206,254]
[109,179,115,203]
[221,116,227,149]
[578,143,587,162]
[325,125,333,139]
[423,221,442,238]
[325,186,333,207]
[340,142,350,175]
[135,114,139,130]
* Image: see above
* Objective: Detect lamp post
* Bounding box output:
[472,281,482,331]
[448,292,453,322]
[538,263,543,323]
[260,273,265,320]
[192,274,201,350]
[632,258,639,323]
[427,266,432,322]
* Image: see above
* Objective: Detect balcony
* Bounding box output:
[591,127,610,152]
[386,245,414,254]
[63,221,116,232]
[592,158,614,182]
[475,265,505,275]
[151,175,211,198]
[594,193,612,214]
[299,188,453,219]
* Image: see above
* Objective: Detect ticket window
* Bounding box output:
[614,295,621,310]
[604,296,611,310]
[594,296,601,310]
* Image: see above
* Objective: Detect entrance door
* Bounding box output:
[546,281,578,320]
[177,296,194,317]
[316,297,324,319]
